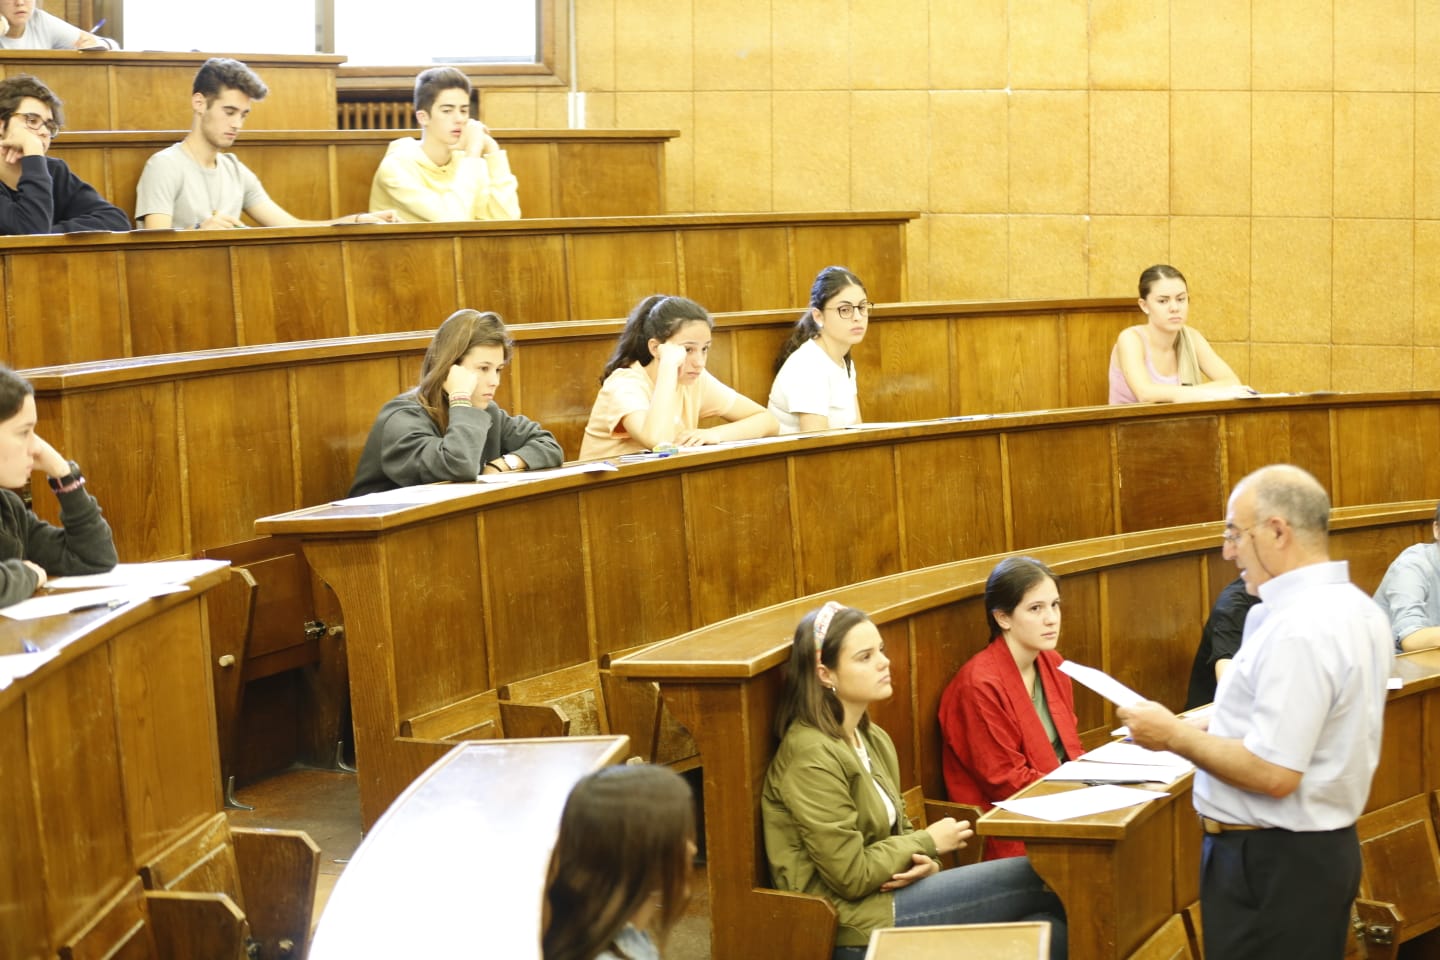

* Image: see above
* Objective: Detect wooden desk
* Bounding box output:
[0,211,912,368]
[58,128,676,222]
[865,923,1051,959]
[0,50,342,130]
[308,736,629,960]
[0,564,229,958]
[609,503,1438,960]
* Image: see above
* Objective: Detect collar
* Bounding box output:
[1256,559,1349,608]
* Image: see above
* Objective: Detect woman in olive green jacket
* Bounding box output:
[762,602,1068,959]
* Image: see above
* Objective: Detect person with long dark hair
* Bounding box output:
[767,266,869,433]
[348,309,562,496]
[0,366,117,607]
[1108,263,1253,403]
[763,602,1068,959]
[542,764,695,960]
[938,557,1083,860]
[579,294,777,460]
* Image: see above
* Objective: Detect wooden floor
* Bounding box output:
[226,767,712,957]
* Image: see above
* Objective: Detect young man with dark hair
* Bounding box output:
[0,75,129,235]
[135,58,397,230]
[369,66,521,222]
[1373,502,1440,652]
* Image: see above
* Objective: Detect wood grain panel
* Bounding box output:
[556,141,663,217]
[249,67,337,130]
[183,369,295,548]
[503,142,553,218]
[1056,571,1105,733]
[294,356,406,505]
[791,224,905,302]
[510,337,615,460]
[0,700,45,960]
[684,458,797,626]
[458,234,569,325]
[957,313,1063,414]
[897,435,1007,568]
[27,63,110,130]
[1115,417,1224,531]
[1368,694,1426,810]
[570,230,679,320]
[7,251,125,366]
[862,318,952,422]
[345,236,458,336]
[382,517,488,719]
[240,145,334,221]
[681,227,790,313]
[125,246,236,356]
[1007,424,1114,548]
[29,645,129,944]
[1065,311,1135,408]
[1222,409,1332,494]
[1333,403,1440,506]
[868,618,915,786]
[60,383,184,562]
[584,476,692,652]
[57,147,108,205]
[234,241,349,345]
[910,601,980,798]
[113,601,219,862]
[1332,521,1434,595]
[110,66,207,131]
[793,445,901,594]
[104,148,151,224]
[705,327,735,403]
[729,325,790,405]
[481,495,590,685]
[1104,556,1207,711]
[334,142,391,218]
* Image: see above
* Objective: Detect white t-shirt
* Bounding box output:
[0,9,104,49]
[767,338,860,434]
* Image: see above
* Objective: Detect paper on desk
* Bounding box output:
[1043,760,1186,785]
[993,784,1161,822]
[1387,676,1404,690]
[47,559,230,590]
[0,584,187,621]
[0,647,61,689]
[333,483,487,506]
[476,461,619,484]
[1058,660,1146,708]
[1081,739,1192,771]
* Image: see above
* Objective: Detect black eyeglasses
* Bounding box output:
[826,301,873,320]
[12,112,60,138]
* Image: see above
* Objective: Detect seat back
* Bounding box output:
[900,786,985,868]
[498,661,610,736]
[1355,791,1440,949]
[58,876,160,960]
[402,689,504,741]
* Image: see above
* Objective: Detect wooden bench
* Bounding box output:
[865,922,1052,959]
[1353,791,1440,959]
[0,563,318,960]
[307,737,630,959]
[0,211,913,369]
[610,503,1440,960]
[58,128,676,222]
[0,50,342,130]
[1124,913,1194,960]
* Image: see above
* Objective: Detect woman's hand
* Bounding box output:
[23,560,47,590]
[879,852,939,891]
[30,436,70,479]
[444,364,481,401]
[676,427,718,447]
[654,341,687,370]
[923,816,974,854]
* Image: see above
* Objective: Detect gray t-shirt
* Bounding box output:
[0,9,83,49]
[133,142,272,227]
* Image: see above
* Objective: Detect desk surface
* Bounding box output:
[308,736,629,960]
[865,923,1051,960]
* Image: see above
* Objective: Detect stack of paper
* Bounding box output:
[993,784,1161,822]
[1044,740,1194,785]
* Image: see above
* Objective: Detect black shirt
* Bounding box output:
[1184,576,1261,710]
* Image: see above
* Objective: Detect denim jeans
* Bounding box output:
[832,857,1067,960]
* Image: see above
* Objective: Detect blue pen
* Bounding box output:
[22,640,40,653]
[89,18,106,31]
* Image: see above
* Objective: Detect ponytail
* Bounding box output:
[599,295,712,383]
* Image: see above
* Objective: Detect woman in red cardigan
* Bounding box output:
[938,556,1084,860]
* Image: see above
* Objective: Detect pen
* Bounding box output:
[68,598,127,614]
[22,640,40,653]
[89,18,106,31]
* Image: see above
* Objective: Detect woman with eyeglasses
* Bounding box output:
[1108,264,1254,404]
[580,294,778,460]
[767,266,870,434]
[763,601,1068,959]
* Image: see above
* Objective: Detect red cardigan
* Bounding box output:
[938,639,1084,860]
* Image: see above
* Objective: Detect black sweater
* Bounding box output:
[0,154,131,235]
[0,479,119,607]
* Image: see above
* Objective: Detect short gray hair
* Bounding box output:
[1241,464,1330,543]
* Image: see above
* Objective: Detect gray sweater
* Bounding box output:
[348,392,564,497]
[0,476,120,608]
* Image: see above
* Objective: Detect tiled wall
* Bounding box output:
[483,0,1440,392]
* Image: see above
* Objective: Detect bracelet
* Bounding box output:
[448,392,473,407]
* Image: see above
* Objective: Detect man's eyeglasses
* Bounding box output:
[826,301,873,320]
[1221,522,1260,545]
[12,112,60,138]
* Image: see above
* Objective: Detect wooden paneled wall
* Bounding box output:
[0,211,911,369]
[611,504,1440,960]
[258,400,1440,825]
[0,51,341,130]
[0,569,229,958]
[57,129,675,222]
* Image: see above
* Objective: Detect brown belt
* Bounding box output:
[1200,815,1264,835]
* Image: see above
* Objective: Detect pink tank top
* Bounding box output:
[1108,331,1179,404]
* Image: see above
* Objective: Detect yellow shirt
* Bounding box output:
[368,137,521,222]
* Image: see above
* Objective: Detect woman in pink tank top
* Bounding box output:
[1108,264,1254,404]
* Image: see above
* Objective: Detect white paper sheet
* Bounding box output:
[992,784,1162,822]
[0,647,61,688]
[1080,740,1192,771]
[477,461,619,484]
[333,483,488,506]
[1058,660,1146,708]
[47,559,230,590]
[1043,760,1186,785]
[0,584,187,621]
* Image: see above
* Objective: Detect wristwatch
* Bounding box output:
[502,453,523,472]
[48,461,85,495]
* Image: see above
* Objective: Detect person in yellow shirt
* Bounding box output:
[369,67,521,223]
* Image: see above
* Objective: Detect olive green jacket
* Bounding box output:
[762,721,939,946]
